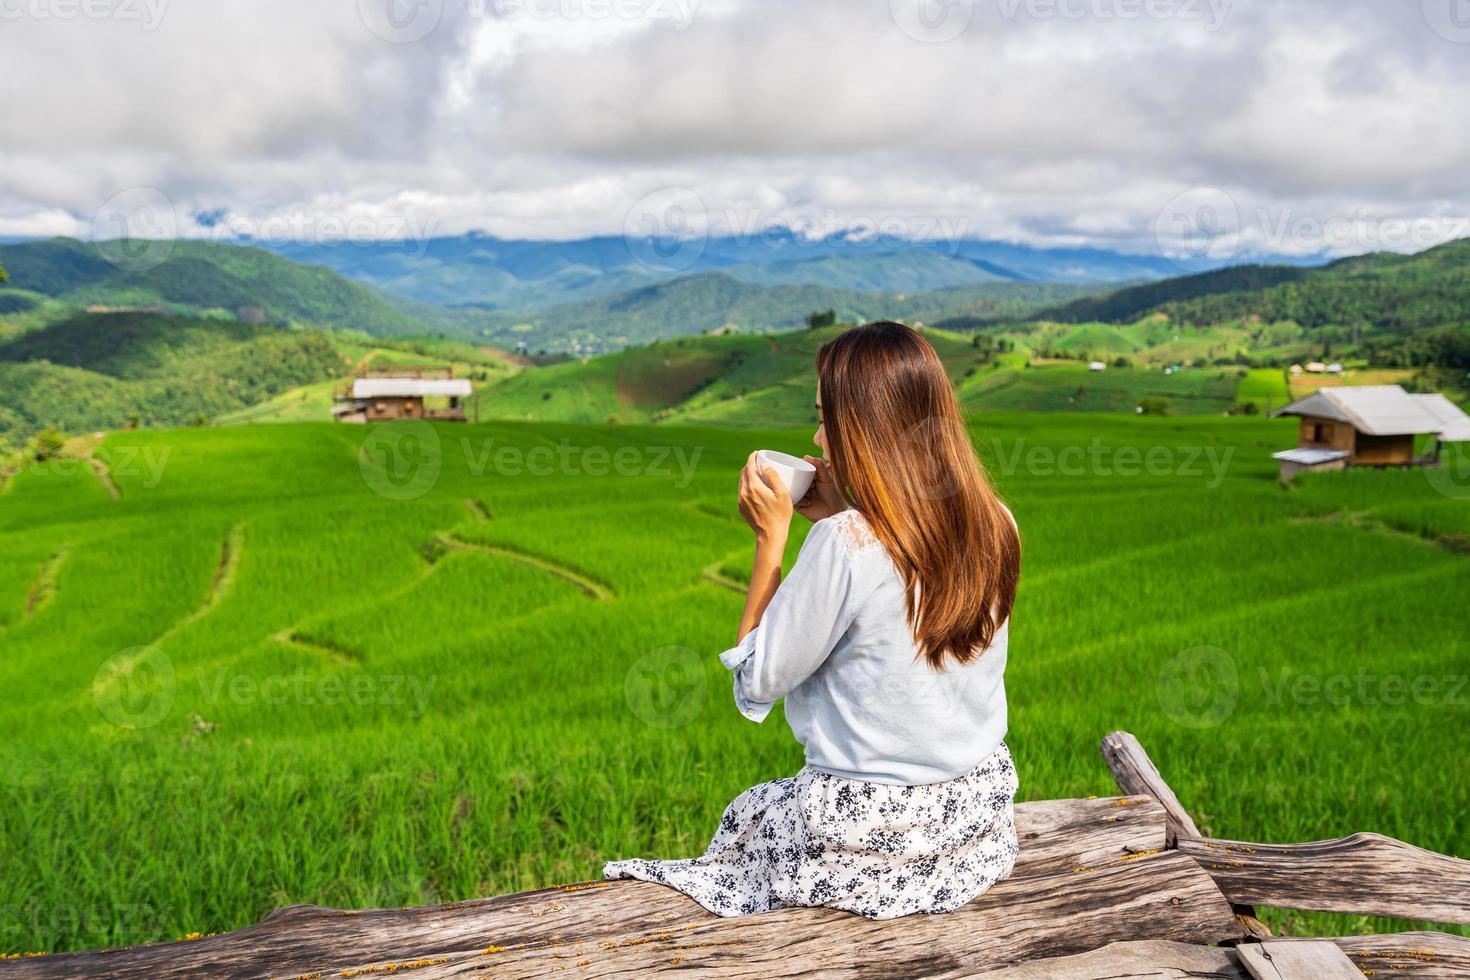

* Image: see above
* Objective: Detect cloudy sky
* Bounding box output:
[3,0,1469,259]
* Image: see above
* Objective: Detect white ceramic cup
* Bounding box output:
[756,449,816,502]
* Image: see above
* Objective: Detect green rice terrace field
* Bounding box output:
[1,415,1467,954]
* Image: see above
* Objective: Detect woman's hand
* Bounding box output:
[795,454,848,523]
[738,451,793,543]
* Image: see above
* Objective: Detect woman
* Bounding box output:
[604,321,1022,919]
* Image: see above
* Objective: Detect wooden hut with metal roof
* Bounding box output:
[1269,384,1470,481]
[332,364,476,424]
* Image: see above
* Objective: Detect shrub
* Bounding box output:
[31,427,66,461]
[1137,397,1169,416]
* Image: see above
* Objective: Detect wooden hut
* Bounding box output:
[1269,384,1470,481]
[332,365,475,424]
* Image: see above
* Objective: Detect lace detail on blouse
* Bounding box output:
[828,508,882,555]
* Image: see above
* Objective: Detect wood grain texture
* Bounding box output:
[934,939,1247,978]
[1327,932,1470,980]
[1179,832,1470,926]
[1236,940,1365,979]
[937,933,1470,980]
[1100,731,1202,845]
[1100,730,1272,939]
[307,851,1242,979]
[0,796,1168,980]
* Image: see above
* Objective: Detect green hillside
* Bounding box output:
[0,238,429,336]
[1026,239,1470,357]
[0,312,350,440]
[474,322,1271,426]
[216,337,521,426]
[470,273,1092,353]
[1023,264,1309,325]
[3,419,1466,952]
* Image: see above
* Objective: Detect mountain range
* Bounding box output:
[2,233,1467,445]
[260,231,1251,312]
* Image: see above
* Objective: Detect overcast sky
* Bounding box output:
[3,0,1469,259]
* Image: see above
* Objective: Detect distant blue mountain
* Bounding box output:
[254,231,1329,312]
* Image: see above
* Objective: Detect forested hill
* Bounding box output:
[1025,237,1470,332]
[0,238,427,336]
[0,312,348,440]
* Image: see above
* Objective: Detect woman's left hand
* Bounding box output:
[738,451,793,541]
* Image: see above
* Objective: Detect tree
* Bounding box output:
[806,309,837,330]
[1137,397,1169,416]
[31,428,66,461]
[0,257,7,283]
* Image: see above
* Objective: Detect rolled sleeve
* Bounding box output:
[717,631,777,722]
[717,517,858,724]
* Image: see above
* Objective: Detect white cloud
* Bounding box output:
[1,0,1468,257]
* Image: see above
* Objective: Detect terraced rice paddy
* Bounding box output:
[0,416,1466,954]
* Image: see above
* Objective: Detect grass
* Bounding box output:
[473,324,1288,427]
[1235,368,1290,413]
[0,416,1466,954]
[959,362,1242,414]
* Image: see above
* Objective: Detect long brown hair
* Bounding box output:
[817,321,1020,670]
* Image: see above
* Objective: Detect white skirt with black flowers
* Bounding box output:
[601,741,1020,920]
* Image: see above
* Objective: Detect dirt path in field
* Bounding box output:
[1292,510,1470,557]
[434,532,613,600]
[272,628,360,665]
[699,557,746,594]
[165,524,245,639]
[88,457,121,500]
[25,547,68,618]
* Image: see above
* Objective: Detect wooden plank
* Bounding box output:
[307,851,1242,979]
[1100,732,1201,845]
[929,939,1246,978]
[1330,932,1470,980]
[1179,832,1470,926]
[938,934,1470,980]
[1236,940,1365,979]
[1100,730,1272,939]
[0,796,1167,980]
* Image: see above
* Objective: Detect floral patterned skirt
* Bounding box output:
[602,741,1020,919]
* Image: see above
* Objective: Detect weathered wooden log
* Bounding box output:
[1323,931,1470,980]
[1236,939,1366,979]
[1100,732,1202,846]
[1179,833,1470,926]
[932,932,1470,980]
[930,939,1247,978]
[0,796,1168,980]
[311,851,1241,979]
[1100,730,1272,939]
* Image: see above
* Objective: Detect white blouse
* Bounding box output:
[718,507,1011,786]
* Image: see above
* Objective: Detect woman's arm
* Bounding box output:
[735,451,792,644]
[718,517,859,721]
[736,533,785,644]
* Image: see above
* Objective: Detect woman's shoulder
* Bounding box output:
[813,508,884,557]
